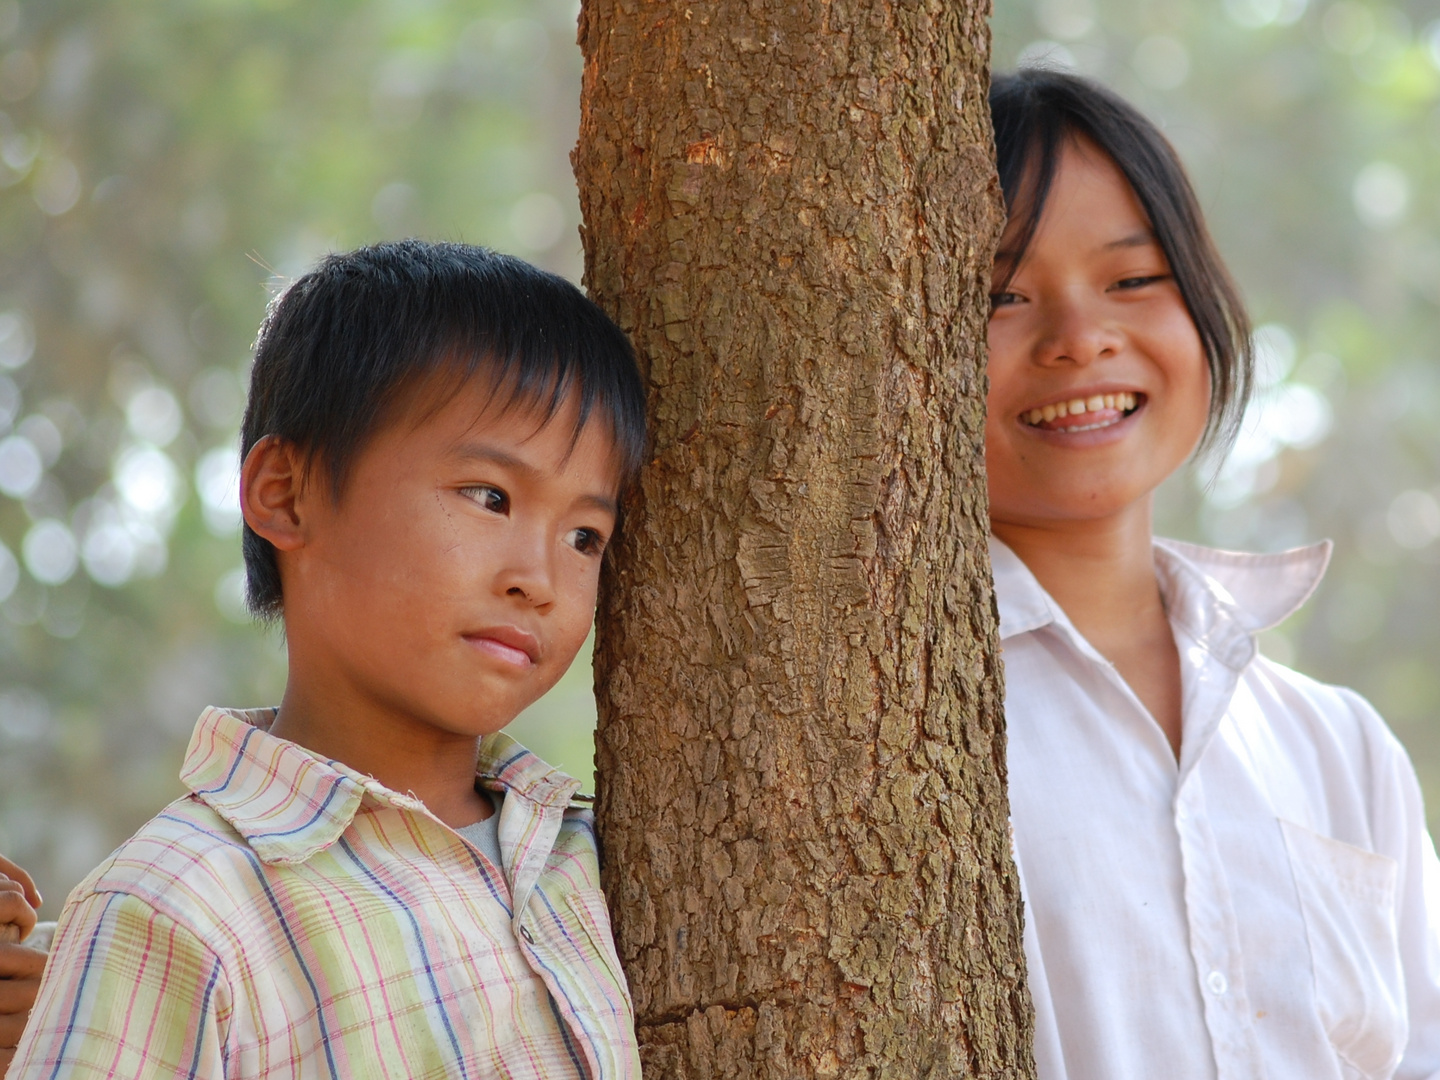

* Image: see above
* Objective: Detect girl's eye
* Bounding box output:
[465,485,509,514]
[566,527,607,556]
[990,291,1023,310]
[1114,274,1167,291]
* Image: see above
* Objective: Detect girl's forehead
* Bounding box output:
[1002,139,1155,262]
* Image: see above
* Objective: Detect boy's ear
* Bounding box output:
[240,436,307,552]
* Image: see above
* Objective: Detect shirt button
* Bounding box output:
[520,925,535,945]
[1207,971,1228,995]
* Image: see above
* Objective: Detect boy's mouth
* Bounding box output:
[1021,391,1143,433]
[464,626,539,668]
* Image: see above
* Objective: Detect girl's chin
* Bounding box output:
[989,483,1159,529]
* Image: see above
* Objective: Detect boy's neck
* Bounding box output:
[269,677,494,830]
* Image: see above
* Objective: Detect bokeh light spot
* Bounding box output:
[125,385,183,447]
[32,157,81,216]
[0,311,33,369]
[0,540,19,603]
[214,567,249,623]
[195,447,241,537]
[1133,36,1190,90]
[1034,0,1095,40]
[23,519,77,585]
[1323,2,1377,54]
[1387,490,1440,550]
[0,687,48,742]
[0,434,42,498]
[509,192,565,253]
[18,414,62,467]
[114,445,183,524]
[1353,162,1409,228]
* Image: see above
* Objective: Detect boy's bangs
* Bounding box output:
[396,348,638,483]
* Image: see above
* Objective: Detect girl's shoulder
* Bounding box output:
[1239,652,1425,827]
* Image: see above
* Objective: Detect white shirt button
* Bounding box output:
[1207,971,1228,995]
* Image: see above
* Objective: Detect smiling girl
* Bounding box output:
[987,70,1440,1080]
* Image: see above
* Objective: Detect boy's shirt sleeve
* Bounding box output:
[9,887,229,1080]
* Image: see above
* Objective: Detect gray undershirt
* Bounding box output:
[456,790,504,873]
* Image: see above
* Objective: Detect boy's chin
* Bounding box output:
[426,691,556,742]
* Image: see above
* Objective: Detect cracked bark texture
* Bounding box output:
[574,1,1032,1076]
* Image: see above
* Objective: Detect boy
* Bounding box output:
[9,241,646,1078]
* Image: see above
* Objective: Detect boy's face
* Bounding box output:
[278,379,621,740]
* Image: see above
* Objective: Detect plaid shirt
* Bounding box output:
[10,707,639,1080]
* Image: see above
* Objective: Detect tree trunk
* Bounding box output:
[573,2,1032,1077]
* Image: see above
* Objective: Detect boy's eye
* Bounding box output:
[464,485,509,514]
[566,527,607,556]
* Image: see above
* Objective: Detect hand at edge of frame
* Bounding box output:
[0,854,40,944]
[0,934,45,1057]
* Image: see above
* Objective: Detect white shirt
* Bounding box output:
[995,536,1440,1080]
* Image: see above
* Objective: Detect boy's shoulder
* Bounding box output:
[74,791,263,916]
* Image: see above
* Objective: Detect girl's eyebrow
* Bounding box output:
[1104,230,1155,251]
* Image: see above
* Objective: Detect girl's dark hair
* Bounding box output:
[240,239,647,619]
[989,69,1252,452]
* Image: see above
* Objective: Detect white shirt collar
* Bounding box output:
[991,534,1332,660]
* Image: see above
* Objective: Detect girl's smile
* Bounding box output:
[1020,389,1140,431]
[1016,387,1146,449]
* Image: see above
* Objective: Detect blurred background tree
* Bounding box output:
[4,0,1440,911]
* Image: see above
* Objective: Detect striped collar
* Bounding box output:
[180,706,582,866]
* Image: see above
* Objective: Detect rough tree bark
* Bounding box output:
[574,1,1032,1077]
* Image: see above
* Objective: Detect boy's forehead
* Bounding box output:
[370,364,631,495]
[446,391,624,484]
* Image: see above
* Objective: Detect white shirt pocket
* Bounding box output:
[1279,818,1406,1079]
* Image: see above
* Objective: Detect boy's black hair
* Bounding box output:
[989,69,1253,452]
[240,240,647,619]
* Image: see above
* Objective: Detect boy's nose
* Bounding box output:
[495,534,557,608]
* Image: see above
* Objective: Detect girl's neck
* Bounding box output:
[992,494,1184,759]
[992,495,1160,621]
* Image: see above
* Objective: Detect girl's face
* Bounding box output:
[985,137,1210,533]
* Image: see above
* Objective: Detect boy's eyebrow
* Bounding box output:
[453,441,620,517]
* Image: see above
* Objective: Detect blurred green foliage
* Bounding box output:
[0,0,594,912]
[5,0,1440,914]
[992,0,1440,834]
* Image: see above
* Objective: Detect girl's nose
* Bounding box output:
[1033,293,1122,367]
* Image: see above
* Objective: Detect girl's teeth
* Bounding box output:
[1024,392,1140,427]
